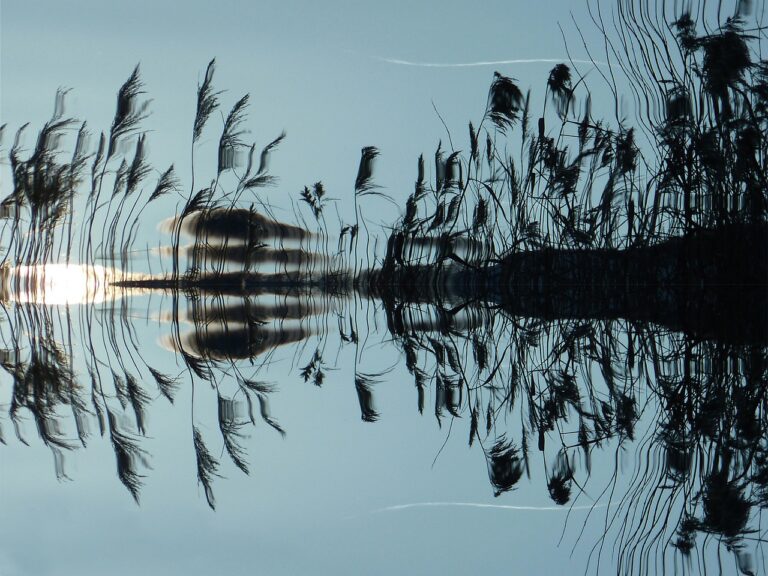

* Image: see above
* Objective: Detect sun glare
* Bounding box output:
[1,264,131,305]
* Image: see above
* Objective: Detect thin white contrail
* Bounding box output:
[377,57,606,68]
[369,501,611,514]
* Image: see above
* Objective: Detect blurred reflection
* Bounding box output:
[0,264,146,305]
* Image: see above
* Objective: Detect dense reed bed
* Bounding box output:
[2,1,766,297]
[373,0,768,294]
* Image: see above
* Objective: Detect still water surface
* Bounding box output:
[1,270,764,575]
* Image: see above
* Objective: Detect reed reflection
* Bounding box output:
[160,293,325,360]
[1,284,766,574]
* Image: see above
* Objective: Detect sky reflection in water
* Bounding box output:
[1,272,766,575]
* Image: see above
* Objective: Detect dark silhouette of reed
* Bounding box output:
[4,1,766,298]
[370,0,767,299]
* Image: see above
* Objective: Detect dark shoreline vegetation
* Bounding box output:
[1,1,767,574]
[111,4,765,346]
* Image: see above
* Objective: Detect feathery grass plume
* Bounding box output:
[242,173,277,191]
[435,370,445,428]
[242,142,257,180]
[446,196,460,224]
[469,401,480,447]
[403,194,418,230]
[615,127,637,175]
[299,351,322,383]
[90,132,106,189]
[111,159,129,198]
[337,224,351,253]
[182,185,215,218]
[125,134,150,196]
[664,85,691,124]
[180,348,213,381]
[300,185,322,219]
[700,18,753,118]
[520,89,532,145]
[106,134,147,256]
[702,471,752,539]
[468,122,479,162]
[122,163,179,258]
[427,202,445,231]
[68,122,90,185]
[218,94,250,173]
[354,372,380,422]
[107,410,148,503]
[125,372,151,435]
[352,145,381,275]
[578,94,592,150]
[240,379,277,395]
[487,72,524,133]
[313,181,326,201]
[485,435,525,496]
[109,370,128,410]
[218,394,250,474]
[31,112,75,166]
[193,59,221,143]
[254,392,285,436]
[473,197,488,231]
[484,133,493,167]
[355,146,380,195]
[239,379,285,436]
[255,131,286,176]
[228,132,285,206]
[472,334,487,372]
[147,367,180,403]
[107,65,150,158]
[148,165,179,203]
[434,141,445,191]
[193,426,220,509]
[672,12,699,53]
[441,374,463,417]
[444,151,462,189]
[415,153,426,198]
[547,63,574,118]
[8,123,28,166]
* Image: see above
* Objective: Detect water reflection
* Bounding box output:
[0,263,145,305]
[160,294,324,360]
[1,280,765,574]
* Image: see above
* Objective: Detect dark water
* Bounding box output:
[1,277,766,576]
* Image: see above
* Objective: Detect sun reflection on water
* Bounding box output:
[0,264,145,305]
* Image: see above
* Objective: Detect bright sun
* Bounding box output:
[2,264,123,305]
